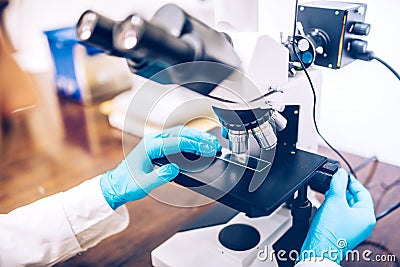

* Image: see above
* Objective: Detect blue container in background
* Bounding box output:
[44,26,102,102]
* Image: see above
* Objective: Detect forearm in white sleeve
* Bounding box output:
[0,176,129,266]
[295,258,341,267]
[62,175,129,249]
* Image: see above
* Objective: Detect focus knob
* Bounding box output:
[350,39,368,54]
[350,22,371,36]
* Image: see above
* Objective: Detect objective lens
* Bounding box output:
[251,121,277,150]
[228,130,249,154]
[271,111,287,131]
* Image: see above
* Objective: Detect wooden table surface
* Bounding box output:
[1,73,399,267]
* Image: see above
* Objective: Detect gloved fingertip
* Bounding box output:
[156,163,180,182]
[203,133,218,144]
[199,142,217,157]
[329,168,349,196]
[169,163,180,174]
[210,137,222,151]
[336,168,348,177]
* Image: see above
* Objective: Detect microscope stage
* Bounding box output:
[153,127,327,217]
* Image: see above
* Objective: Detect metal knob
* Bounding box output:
[350,22,371,36]
[350,39,368,54]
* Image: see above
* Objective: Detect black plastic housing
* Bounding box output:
[298,1,368,69]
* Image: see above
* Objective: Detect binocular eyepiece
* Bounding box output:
[76,4,241,96]
[76,9,195,65]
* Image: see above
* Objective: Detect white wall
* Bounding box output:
[4,0,400,166]
[315,0,400,166]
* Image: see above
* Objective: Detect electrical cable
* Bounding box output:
[293,47,357,178]
[353,156,378,173]
[376,200,400,221]
[372,56,400,81]
[351,49,399,81]
[349,40,400,221]
[346,44,400,219]
[292,0,357,178]
[353,155,378,185]
[370,176,400,221]
[293,0,400,221]
[292,0,400,229]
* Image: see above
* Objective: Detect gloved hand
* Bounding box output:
[299,168,376,264]
[101,126,222,210]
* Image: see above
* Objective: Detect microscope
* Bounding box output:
[76,1,369,266]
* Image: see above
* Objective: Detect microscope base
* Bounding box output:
[151,206,292,267]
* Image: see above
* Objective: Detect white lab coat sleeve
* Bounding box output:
[0,175,129,266]
[294,258,341,267]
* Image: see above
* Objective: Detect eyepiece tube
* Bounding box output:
[76,10,120,55]
[114,14,195,65]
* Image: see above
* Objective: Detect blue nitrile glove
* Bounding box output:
[299,168,376,264]
[101,126,222,210]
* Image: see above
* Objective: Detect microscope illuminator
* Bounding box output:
[297,1,370,69]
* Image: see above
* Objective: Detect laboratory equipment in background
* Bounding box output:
[75,1,377,266]
[284,1,371,72]
[297,1,370,69]
[44,27,132,105]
